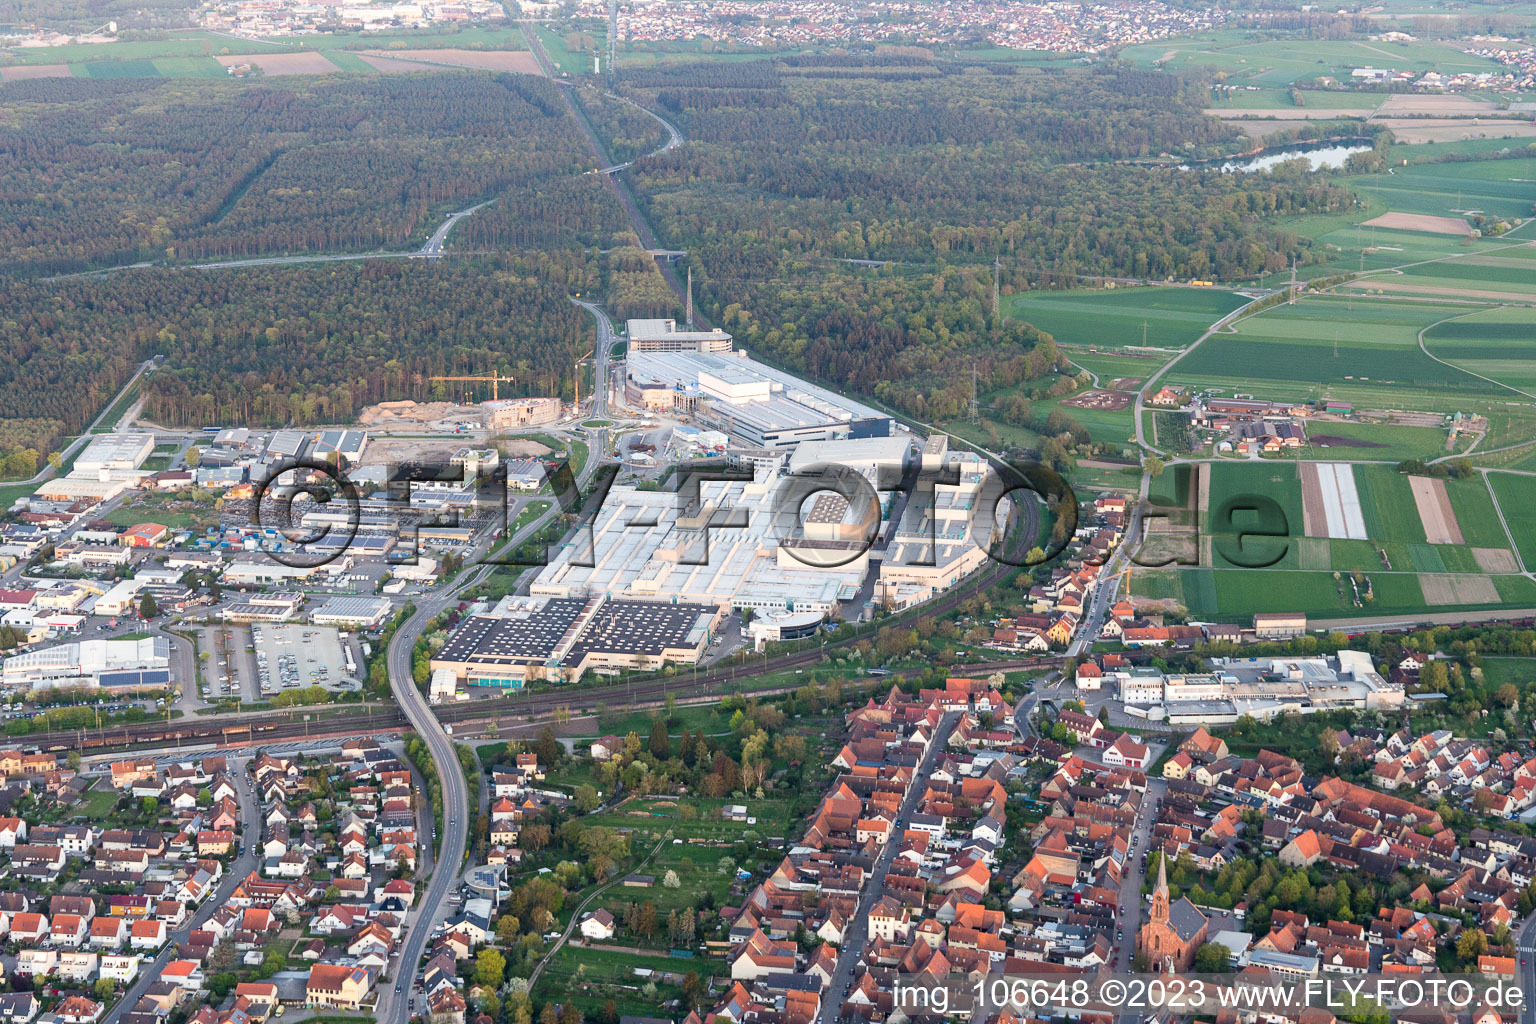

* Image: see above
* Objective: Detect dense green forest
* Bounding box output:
[619,58,1355,420]
[0,55,1368,448]
[0,73,588,273]
[576,87,667,166]
[0,254,598,431]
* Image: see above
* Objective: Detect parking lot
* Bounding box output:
[197,625,259,703]
[251,624,360,696]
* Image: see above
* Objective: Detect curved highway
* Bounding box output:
[376,423,606,1024]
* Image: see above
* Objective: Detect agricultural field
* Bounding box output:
[1422,307,1536,393]
[1449,475,1520,549]
[1348,158,1536,223]
[1488,472,1536,572]
[1190,461,1518,574]
[1168,295,1507,403]
[1132,566,1536,623]
[1005,286,1247,351]
[1140,461,1536,620]
[1120,31,1501,86]
[0,25,531,78]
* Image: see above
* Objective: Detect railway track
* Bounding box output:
[29,481,1048,757]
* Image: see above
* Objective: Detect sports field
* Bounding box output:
[1005,286,1247,351]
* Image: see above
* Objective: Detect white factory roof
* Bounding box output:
[627,318,734,344]
[74,433,154,472]
[786,437,916,478]
[3,636,169,682]
[628,350,885,429]
[530,469,861,612]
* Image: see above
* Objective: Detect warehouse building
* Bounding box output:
[310,596,393,629]
[74,434,155,474]
[2,636,170,691]
[625,351,891,449]
[430,594,722,688]
[312,429,369,464]
[529,467,864,616]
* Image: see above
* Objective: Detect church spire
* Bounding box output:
[1151,853,1170,924]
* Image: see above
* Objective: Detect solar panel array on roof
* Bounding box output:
[99,669,171,689]
[434,598,588,667]
[560,599,715,666]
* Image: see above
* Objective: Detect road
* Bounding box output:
[1518,916,1536,1024]
[521,21,697,320]
[413,201,494,259]
[1113,777,1167,1023]
[1068,470,1150,657]
[1132,295,1270,454]
[574,298,618,422]
[100,755,262,1024]
[12,358,156,490]
[817,712,959,1024]
[592,92,685,174]
[375,411,609,1024]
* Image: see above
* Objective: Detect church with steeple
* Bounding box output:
[1136,854,1209,973]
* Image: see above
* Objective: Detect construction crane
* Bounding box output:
[573,349,594,409]
[429,373,516,402]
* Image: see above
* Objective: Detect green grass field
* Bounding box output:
[1134,566,1536,622]
[77,784,119,821]
[1449,475,1516,549]
[1295,421,1454,463]
[150,57,229,77]
[1350,158,1536,223]
[1005,286,1247,350]
[1064,350,1175,385]
[77,59,162,77]
[102,505,209,530]
[1032,393,1137,448]
[1423,307,1536,394]
[1483,657,1536,687]
[1169,296,1508,403]
[1353,464,1426,545]
[536,25,594,74]
[1488,472,1536,571]
[593,839,736,917]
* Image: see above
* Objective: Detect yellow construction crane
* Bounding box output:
[429,373,516,402]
